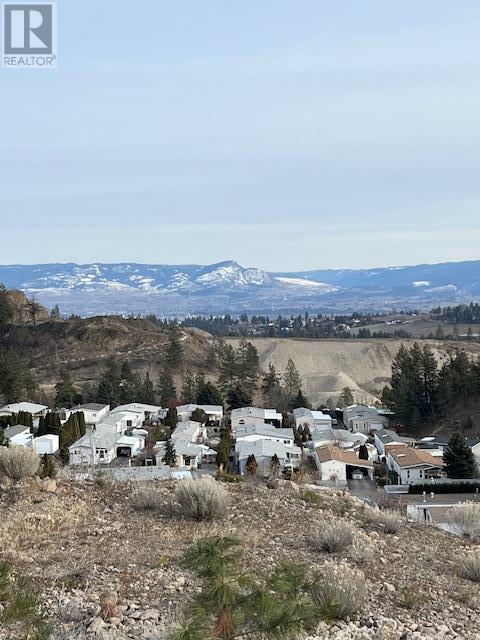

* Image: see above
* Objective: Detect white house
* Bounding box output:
[343,405,388,434]
[374,429,417,457]
[235,424,295,447]
[314,443,374,483]
[236,439,302,476]
[176,404,223,424]
[68,426,118,465]
[154,420,215,468]
[3,424,33,447]
[33,434,59,455]
[231,407,282,433]
[68,403,110,425]
[0,402,48,418]
[293,407,332,432]
[386,448,445,485]
[311,428,368,449]
[111,403,162,421]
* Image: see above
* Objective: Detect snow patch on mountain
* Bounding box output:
[275,277,337,292]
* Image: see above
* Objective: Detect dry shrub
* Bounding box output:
[175,477,227,521]
[364,507,404,534]
[447,502,480,540]
[458,553,480,583]
[311,520,353,553]
[313,560,367,619]
[100,592,118,620]
[54,552,92,589]
[131,486,162,511]
[0,446,40,480]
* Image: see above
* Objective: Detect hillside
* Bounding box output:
[0,315,213,395]
[227,337,480,406]
[1,477,479,639]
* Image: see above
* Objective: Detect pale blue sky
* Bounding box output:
[1,1,479,270]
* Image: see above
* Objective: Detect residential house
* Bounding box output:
[231,407,282,433]
[176,404,223,425]
[4,424,33,447]
[343,405,389,435]
[386,448,445,485]
[314,443,374,483]
[111,403,162,421]
[374,429,417,457]
[235,424,295,447]
[293,408,332,432]
[68,403,110,425]
[68,425,145,466]
[0,402,49,418]
[236,439,302,476]
[310,428,368,449]
[154,420,216,469]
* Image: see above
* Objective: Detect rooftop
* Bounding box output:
[315,443,373,467]
[388,448,445,469]
[4,424,31,438]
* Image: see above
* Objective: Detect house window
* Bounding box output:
[407,470,410,478]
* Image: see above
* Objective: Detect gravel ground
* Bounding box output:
[0,477,479,640]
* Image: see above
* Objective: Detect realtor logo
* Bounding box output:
[2,3,57,68]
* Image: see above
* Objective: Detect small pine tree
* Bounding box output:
[358,444,369,460]
[164,407,178,430]
[338,387,354,408]
[246,454,257,476]
[40,453,56,478]
[162,438,177,467]
[270,453,280,478]
[443,433,478,478]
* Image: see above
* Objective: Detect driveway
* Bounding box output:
[348,478,381,505]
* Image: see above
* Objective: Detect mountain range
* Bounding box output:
[0,260,479,316]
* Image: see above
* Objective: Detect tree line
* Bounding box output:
[382,343,480,428]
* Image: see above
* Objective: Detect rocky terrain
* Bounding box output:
[1,477,480,640]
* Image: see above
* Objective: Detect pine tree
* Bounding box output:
[270,453,280,478]
[191,408,207,424]
[443,433,478,478]
[164,407,178,430]
[182,371,197,403]
[338,386,354,408]
[196,381,223,405]
[162,438,177,467]
[54,370,80,408]
[261,363,281,406]
[226,385,252,411]
[40,453,56,478]
[217,427,232,470]
[283,359,301,396]
[166,325,183,368]
[158,370,177,406]
[358,444,369,460]
[246,454,257,476]
[140,372,155,404]
[293,388,311,410]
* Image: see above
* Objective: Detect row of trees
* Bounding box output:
[382,343,480,428]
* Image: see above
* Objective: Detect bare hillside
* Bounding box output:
[227,338,480,405]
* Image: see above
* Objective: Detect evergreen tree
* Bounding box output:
[164,407,178,430]
[166,325,183,368]
[358,444,369,460]
[158,370,177,406]
[40,453,56,478]
[181,371,197,403]
[0,350,37,403]
[162,438,177,467]
[443,433,478,478]
[196,381,223,405]
[338,386,354,408]
[283,359,301,396]
[191,408,207,424]
[0,284,13,327]
[217,427,232,470]
[246,454,257,476]
[270,453,281,478]
[54,370,80,408]
[292,388,311,410]
[226,385,252,411]
[261,363,281,406]
[140,372,155,404]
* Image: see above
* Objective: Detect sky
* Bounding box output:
[1,0,480,271]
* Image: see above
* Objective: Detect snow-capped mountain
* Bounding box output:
[0,259,479,316]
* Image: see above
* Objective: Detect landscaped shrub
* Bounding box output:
[0,445,40,480]
[458,553,480,582]
[364,507,404,534]
[447,502,480,540]
[175,477,227,521]
[311,560,367,619]
[311,520,353,553]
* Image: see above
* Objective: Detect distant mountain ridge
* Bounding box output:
[0,259,479,316]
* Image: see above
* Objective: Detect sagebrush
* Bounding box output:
[447,502,480,540]
[364,507,404,534]
[311,560,367,619]
[311,520,353,553]
[0,445,40,480]
[175,477,227,521]
[458,553,480,583]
